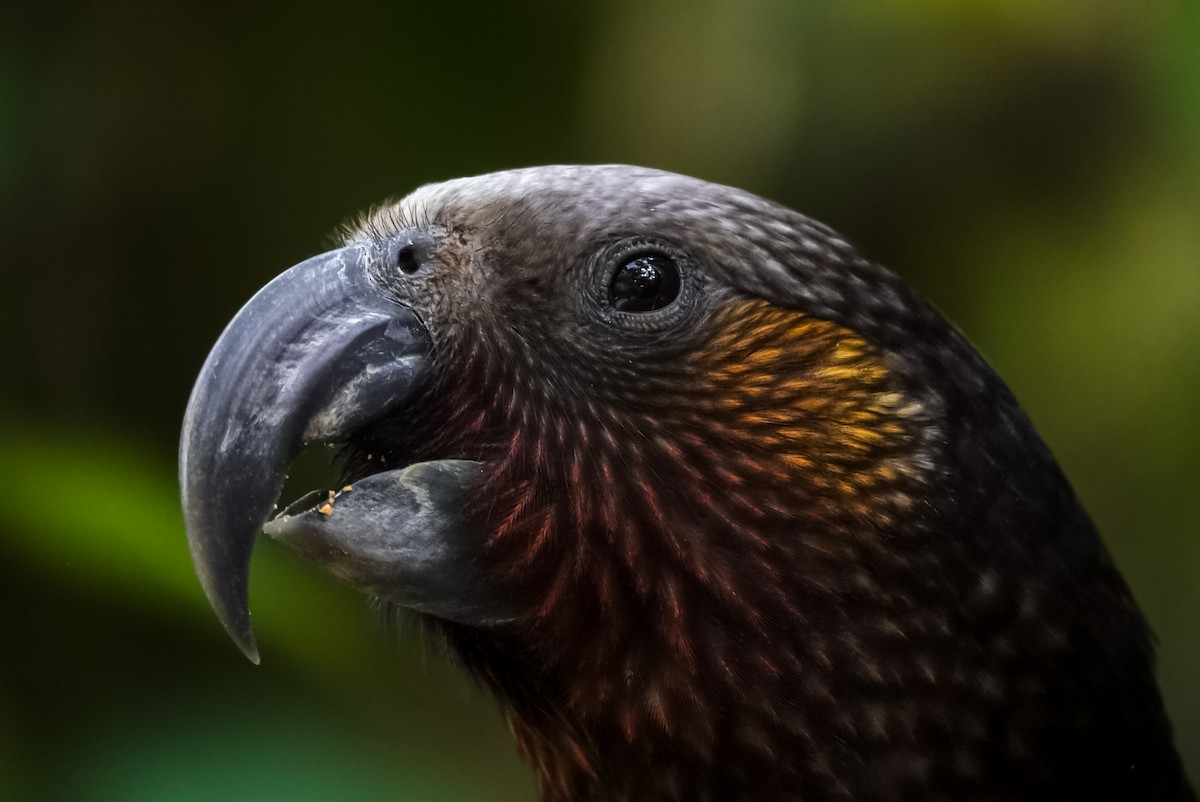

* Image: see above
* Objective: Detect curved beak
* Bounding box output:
[180,244,431,662]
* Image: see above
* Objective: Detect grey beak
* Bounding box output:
[179,244,431,662]
[262,459,510,628]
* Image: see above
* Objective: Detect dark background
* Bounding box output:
[1,1,1197,798]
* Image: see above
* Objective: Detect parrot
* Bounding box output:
[180,165,1195,801]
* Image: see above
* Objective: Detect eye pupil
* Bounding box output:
[395,243,421,274]
[610,254,680,312]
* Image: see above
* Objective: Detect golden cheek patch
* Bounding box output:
[692,300,922,498]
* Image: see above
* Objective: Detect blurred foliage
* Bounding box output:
[0,0,1196,798]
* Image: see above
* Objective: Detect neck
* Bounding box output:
[428,475,1191,802]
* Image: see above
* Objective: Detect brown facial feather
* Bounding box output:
[351,290,942,800]
[334,167,1192,802]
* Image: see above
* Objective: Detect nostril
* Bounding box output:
[395,242,421,274]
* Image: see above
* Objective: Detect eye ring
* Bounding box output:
[584,236,702,335]
[609,252,681,312]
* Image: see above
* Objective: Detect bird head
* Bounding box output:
[181,166,1192,801]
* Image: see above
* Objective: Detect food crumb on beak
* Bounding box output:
[342,485,352,492]
[315,489,340,516]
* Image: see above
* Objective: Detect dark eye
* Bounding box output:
[394,242,421,274]
[609,253,681,312]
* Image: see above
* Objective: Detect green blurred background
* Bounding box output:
[1,1,1197,798]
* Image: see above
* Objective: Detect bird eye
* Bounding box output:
[609,253,680,312]
[394,242,421,274]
